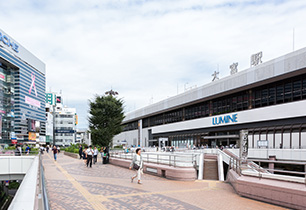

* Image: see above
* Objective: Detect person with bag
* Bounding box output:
[86,145,94,168]
[129,148,143,184]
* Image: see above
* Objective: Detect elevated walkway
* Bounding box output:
[0,154,50,210]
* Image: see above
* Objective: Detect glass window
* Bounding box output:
[269,87,276,105]
[303,79,306,99]
[276,85,284,104]
[284,82,292,102]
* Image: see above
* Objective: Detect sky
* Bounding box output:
[1,0,306,129]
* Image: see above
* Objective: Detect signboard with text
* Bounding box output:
[46,93,56,105]
[239,130,249,163]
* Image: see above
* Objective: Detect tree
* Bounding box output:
[88,95,125,146]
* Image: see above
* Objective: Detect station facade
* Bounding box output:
[0,28,46,144]
[114,48,306,149]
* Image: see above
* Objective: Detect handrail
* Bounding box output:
[248,159,306,165]
[39,153,50,210]
[110,151,198,168]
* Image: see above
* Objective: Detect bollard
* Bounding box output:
[198,153,204,180]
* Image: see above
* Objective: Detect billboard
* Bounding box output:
[56,96,62,104]
[28,132,36,141]
[0,115,2,139]
[28,119,40,132]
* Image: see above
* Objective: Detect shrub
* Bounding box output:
[8,182,20,189]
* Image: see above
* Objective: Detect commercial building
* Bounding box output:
[76,129,91,145]
[0,28,46,145]
[114,47,306,149]
[45,92,78,147]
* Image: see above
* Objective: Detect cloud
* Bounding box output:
[1,0,306,128]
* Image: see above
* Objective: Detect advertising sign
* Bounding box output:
[10,132,16,140]
[0,115,2,139]
[11,140,17,144]
[28,132,36,141]
[56,96,62,104]
[75,114,78,125]
[0,72,5,81]
[39,136,46,143]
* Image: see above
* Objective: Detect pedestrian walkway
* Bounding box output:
[42,153,287,210]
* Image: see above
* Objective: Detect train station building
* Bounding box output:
[114,47,306,149]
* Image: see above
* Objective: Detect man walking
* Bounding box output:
[93,146,98,164]
[52,145,58,161]
[79,144,83,159]
[85,145,94,167]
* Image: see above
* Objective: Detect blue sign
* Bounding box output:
[212,114,238,125]
[55,130,75,133]
[0,32,19,53]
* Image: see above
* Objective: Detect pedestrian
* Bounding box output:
[100,147,104,164]
[52,146,58,161]
[46,145,49,153]
[129,148,143,184]
[25,145,30,155]
[57,146,60,153]
[83,146,88,164]
[79,144,83,159]
[15,145,22,156]
[85,145,94,168]
[93,146,98,164]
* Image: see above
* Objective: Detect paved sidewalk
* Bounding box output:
[42,153,287,210]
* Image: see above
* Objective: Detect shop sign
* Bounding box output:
[212,114,238,125]
[0,32,19,53]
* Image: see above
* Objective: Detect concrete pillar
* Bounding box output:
[218,153,224,181]
[269,155,276,174]
[198,153,204,180]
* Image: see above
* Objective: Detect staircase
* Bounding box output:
[203,157,219,180]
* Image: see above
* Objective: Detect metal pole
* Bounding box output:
[52,104,56,146]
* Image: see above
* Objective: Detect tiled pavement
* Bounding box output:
[42,153,288,210]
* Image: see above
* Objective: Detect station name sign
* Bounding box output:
[212,114,238,125]
[0,32,19,53]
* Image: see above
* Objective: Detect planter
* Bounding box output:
[64,151,79,159]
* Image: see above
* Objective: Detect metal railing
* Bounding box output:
[38,153,50,210]
[110,151,198,168]
[248,159,306,178]
[228,156,306,184]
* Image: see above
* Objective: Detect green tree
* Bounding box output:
[88,95,125,146]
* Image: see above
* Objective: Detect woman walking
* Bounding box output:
[129,148,143,184]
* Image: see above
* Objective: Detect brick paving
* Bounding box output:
[42,153,288,210]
